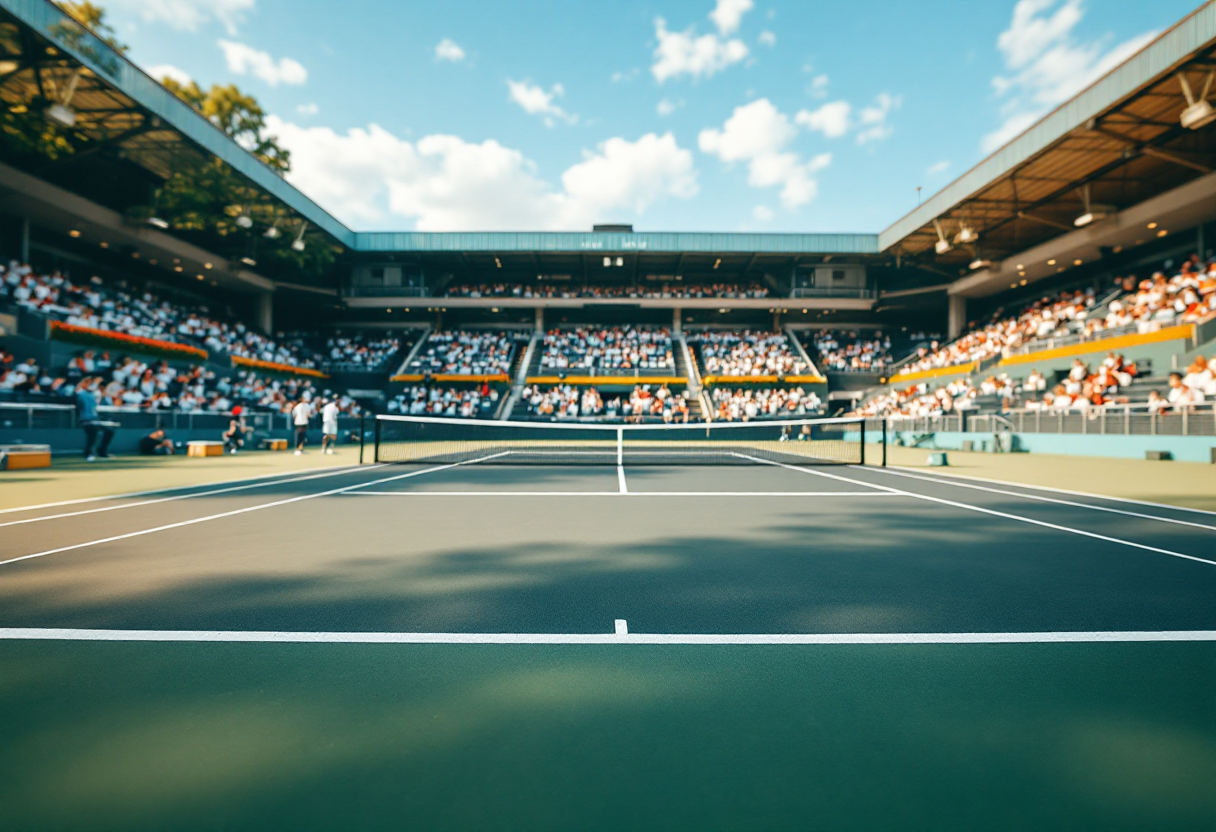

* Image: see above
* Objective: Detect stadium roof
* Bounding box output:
[352,231,878,255]
[880,1,1216,273]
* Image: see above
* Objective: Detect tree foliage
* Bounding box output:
[59,1,127,53]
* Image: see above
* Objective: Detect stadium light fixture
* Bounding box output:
[615,256,624,267]
[932,219,952,255]
[969,258,991,271]
[1047,259,1056,265]
[1073,184,1114,227]
[147,217,169,230]
[263,221,280,239]
[204,262,213,269]
[603,256,611,267]
[43,101,76,128]
[1157,229,1168,237]
[69,229,80,238]
[0,60,18,74]
[953,226,977,245]
[240,256,256,267]
[235,208,253,229]
[1178,71,1215,130]
[1147,222,1158,229]
[291,222,308,252]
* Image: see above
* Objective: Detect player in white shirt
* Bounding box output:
[291,399,314,455]
[320,399,341,455]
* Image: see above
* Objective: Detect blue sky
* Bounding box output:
[100,0,1200,234]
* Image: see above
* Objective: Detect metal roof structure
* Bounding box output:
[880,1,1216,272]
[353,231,879,255]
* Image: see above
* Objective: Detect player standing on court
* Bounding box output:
[292,398,313,455]
[320,398,340,455]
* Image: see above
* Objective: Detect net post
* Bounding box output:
[359,412,366,465]
[860,418,866,466]
[616,427,623,466]
[881,418,887,467]
[373,415,381,463]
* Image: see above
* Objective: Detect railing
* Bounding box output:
[1001,323,1140,357]
[344,285,431,298]
[0,403,361,434]
[876,403,1216,438]
[790,287,877,299]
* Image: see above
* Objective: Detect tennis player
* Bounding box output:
[320,398,340,455]
[291,398,313,455]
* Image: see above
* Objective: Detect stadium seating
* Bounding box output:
[387,385,499,418]
[811,329,894,373]
[688,330,810,377]
[403,331,522,376]
[538,326,675,373]
[709,386,823,421]
[446,282,769,299]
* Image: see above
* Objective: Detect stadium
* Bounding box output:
[1,0,1214,829]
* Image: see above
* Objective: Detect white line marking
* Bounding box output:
[886,465,1216,518]
[860,466,1216,532]
[339,490,901,497]
[0,453,511,569]
[0,464,368,515]
[736,455,1216,568]
[0,465,386,529]
[617,465,628,494]
[615,619,629,635]
[2,628,1213,645]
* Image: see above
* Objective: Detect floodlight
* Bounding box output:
[264,225,280,239]
[1177,71,1215,130]
[235,214,253,229]
[240,256,256,267]
[603,256,611,267]
[932,218,952,255]
[44,102,76,128]
[969,258,992,271]
[953,226,977,244]
[615,257,624,267]
[291,221,308,252]
[147,217,169,229]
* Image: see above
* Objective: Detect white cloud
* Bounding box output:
[611,68,640,83]
[218,40,307,86]
[146,63,192,86]
[807,73,830,98]
[699,98,831,209]
[856,93,898,144]
[926,160,951,175]
[435,38,465,62]
[297,102,319,116]
[758,31,776,48]
[710,0,754,35]
[656,97,683,116]
[266,116,697,231]
[507,80,577,126]
[795,100,851,138]
[982,0,1156,153]
[109,0,254,36]
[752,205,774,222]
[651,17,749,83]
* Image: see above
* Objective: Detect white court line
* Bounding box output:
[339,490,901,497]
[0,464,385,529]
[0,453,511,569]
[1,627,1213,645]
[860,466,1216,532]
[887,465,1216,518]
[617,466,628,494]
[0,463,369,516]
[736,455,1216,568]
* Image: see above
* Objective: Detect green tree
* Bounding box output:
[58,1,127,53]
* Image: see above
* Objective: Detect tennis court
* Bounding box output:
[1,416,1214,830]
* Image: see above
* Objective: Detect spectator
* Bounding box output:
[138,427,175,455]
[74,377,114,461]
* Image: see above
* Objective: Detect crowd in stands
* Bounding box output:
[895,255,1216,378]
[322,333,402,369]
[1,261,322,369]
[812,330,893,372]
[690,331,810,376]
[539,327,675,373]
[521,382,692,422]
[446,282,769,299]
[387,384,499,418]
[0,347,361,415]
[405,331,519,376]
[710,387,823,421]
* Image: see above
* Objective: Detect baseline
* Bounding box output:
[886,464,1216,518]
[736,454,1216,567]
[0,453,510,569]
[339,490,901,498]
[0,463,369,516]
[862,466,1216,532]
[0,464,385,529]
[2,627,1214,644]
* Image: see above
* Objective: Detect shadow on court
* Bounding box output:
[0,640,1213,831]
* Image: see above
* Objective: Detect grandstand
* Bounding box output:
[1,1,1215,830]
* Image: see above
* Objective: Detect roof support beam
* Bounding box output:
[1087,123,1212,174]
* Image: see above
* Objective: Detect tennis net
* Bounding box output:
[373,415,872,466]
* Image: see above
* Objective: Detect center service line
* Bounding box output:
[2,628,1213,645]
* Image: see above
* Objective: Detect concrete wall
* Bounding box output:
[888,429,1216,464]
